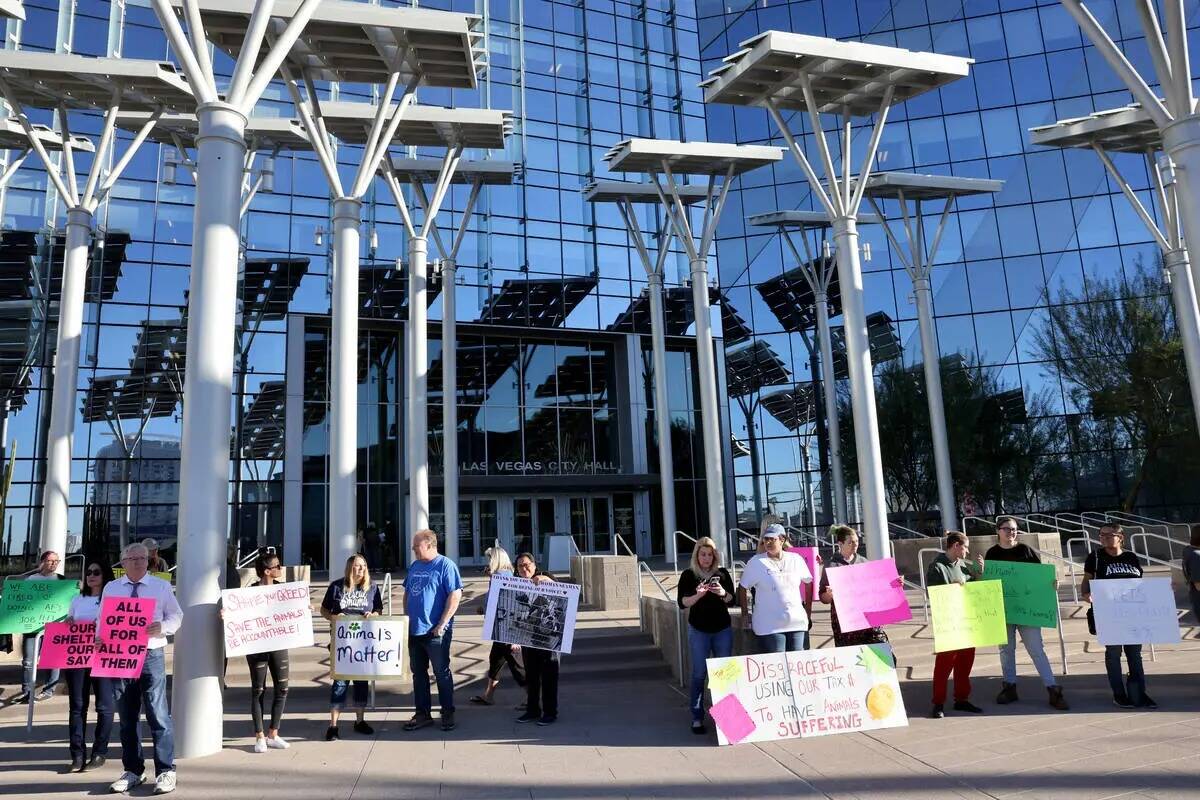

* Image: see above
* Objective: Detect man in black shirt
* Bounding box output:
[985,518,1068,710]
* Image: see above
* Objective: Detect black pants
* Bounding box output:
[524,647,559,718]
[487,642,525,684]
[247,650,290,734]
[65,668,113,761]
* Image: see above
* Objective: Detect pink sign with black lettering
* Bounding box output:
[92,596,156,679]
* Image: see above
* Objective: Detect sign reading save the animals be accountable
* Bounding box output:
[221,581,314,657]
[330,616,405,680]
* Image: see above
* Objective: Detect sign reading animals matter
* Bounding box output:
[38,621,98,669]
[92,596,155,679]
[221,581,314,657]
[983,560,1058,628]
[928,580,1008,652]
[0,578,78,634]
[330,616,405,680]
[482,575,580,654]
[825,558,912,632]
[705,645,907,746]
[1091,577,1181,646]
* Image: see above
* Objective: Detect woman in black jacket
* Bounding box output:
[676,536,735,734]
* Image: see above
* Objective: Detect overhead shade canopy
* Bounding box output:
[49,230,130,303]
[236,380,286,460]
[242,257,309,322]
[130,318,188,378]
[478,277,597,328]
[0,51,194,111]
[756,256,843,332]
[115,111,313,151]
[388,157,515,184]
[607,286,714,336]
[360,261,442,319]
[701,30,971,114]
[183,0,485,88]
[760,384,816,431]
[316,102,511,148]
[1029,104,1160,153]
[860,172,1003,200]
[0,118,90,152]
[604,138,782,175]
[0,0,24,21]
[721,297,753,345]
[748,209,880,230]
[583,179,709,204]
[81,373,180,423]
[724,339,791,397]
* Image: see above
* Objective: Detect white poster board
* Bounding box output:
[221,581,314,658]
[547,534,573,574]
[330,616,406,680]
[482,574,580,654]
[1092,577,1181,646]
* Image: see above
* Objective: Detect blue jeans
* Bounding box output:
[688,626,733,722]
[113,648,174,776]
[21,634,60,695]
[999,624,1057,686]
[757,630,809,653]
[1104,644,1146,703]
[329,679,368,711]
[66,668,113,760]
[409,629,455,715]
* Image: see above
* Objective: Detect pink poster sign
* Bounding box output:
[38,621,97,669]
[92,596,156,679]
[786,546,820,601]
[825,558,912,632]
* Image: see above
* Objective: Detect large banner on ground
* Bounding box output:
[221,581,314,657]
[825,558,912,632]
[93,596,155,679]
[704,645,907,746]
[1091,577,1181,646]
[330,616,405,680]
[38,621,98,669]
[0,578,78,634]
[983,560,1058,628]
[483,575,580,654]
[928,580,1008,652]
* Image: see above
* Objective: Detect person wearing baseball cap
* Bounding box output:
[737,524,813,652]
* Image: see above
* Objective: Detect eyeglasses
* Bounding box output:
[998,527,1018,532]
[86,568,102,576]
[122,556,148,562]
[267,564,282,571]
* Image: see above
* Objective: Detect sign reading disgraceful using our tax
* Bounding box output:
[704,645,907,746]
[330,616,405,680]
[221,581,314,657]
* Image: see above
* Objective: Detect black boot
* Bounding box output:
[995,683,1019,704]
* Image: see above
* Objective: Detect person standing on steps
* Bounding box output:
[245,553,292,752]
[320,554,382,740]
[926,531,985,719]
[985,517,1068,710]
[513,552,562,727]
[14,550,64,704]
[470,546,526,706]
[402,530,463,733]
[676,536,735,734]
[63,560,115,773]
[738,525,812,653]
[818,525,890,648]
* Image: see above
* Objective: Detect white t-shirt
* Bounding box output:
[739,552,813,635]
[68,595,102,623]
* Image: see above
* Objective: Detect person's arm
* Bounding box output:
[737,585,751,627]
[364,585,384,618]
[150,585,183,638]
[319,583,336,621]
[717,569,736,605]
[678,570,708,608]
[434,589,462,635]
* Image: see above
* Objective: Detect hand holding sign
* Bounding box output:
[929,580,1007,652]
[93,596,156,679]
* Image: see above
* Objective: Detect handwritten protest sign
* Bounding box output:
[825,558,912,632]
[1092,577,1181,646]
[38,621,97,669]
[221,581,313,657]
[0,578,78,634]
[705,645,907,746]
[483,575,581,654]
[928,580,1007,652]
[787,547,820,602]
[92,596,155,679]
[983,560,1058,628]
[330,616,405,680]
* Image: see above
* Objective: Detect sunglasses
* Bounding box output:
[86,568,102,576]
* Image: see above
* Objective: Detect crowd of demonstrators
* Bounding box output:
[737,524,813,653]
[818,525,889,648]
[925,531,985,719]
[985,517,1069,710]
[676,536,735,734]
[402,529,464,733]
[1185,524,1200,634]
[513,552,561,726]
[320,554,382,740]
[471,546,525,707]
[1083,523,1156,709]
[63,560,115,772]
[16,550,64,704]
[104,542,184,795]
[245,553,292,752]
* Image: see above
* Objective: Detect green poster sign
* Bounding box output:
[0,577,78,634]
[929,580,1008,652]
[983,560,1059,628]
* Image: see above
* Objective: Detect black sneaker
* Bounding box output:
[516,712,540,724]
[84,754,106,771]
[35,688,55,702]
[65,758,84,774]
[953,700,984,713]
[995,683,1019,705]
[1113,693,1135,709]
[440,712,456,732]
[691,721,707,735]
[1136,694,1158,710]
[928,704,945,719]
[536,715,557,726]
[324,725,339,741]
[353,720,374,735]
[403,712,434,731]
[10,690,29,705]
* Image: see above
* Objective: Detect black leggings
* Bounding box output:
[487,641,525,684]
[247,650,289,734]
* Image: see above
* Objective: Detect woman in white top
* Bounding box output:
[737,525,813,653]
[63,560,116,773]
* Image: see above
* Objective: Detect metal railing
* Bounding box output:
[673,530,695,573]
[888,521,926,540]
[785,525,825,549]
[614,533,636,557]
[960,515,996,533]
[1107,510,1192,544]
[633,559,685,688]
[730,527,757,554]
[382,573,393,616]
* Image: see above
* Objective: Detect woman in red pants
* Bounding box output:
[926,531,985,718]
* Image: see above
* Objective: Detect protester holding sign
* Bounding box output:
[244,553,293,753]
[103,542,183,795]
[676,536,735,734]
[61,561,115,772]
[402,530,464,733]
[1082,523,1155,709]
[514,552,563,726]
[14,550,65,704]
[818,526,891,648]
[925,532,984,719]
[320,554,382,741]
[984,517,1067,710]
[471,546,526,707]
[738,525,813,653]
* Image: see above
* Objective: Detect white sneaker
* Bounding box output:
[266,735,289,749]
[110,772,145,793]
[253,738,268,753]
[154,771,177,794]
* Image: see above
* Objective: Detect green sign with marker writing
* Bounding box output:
[0,577,78,634]
[983,560,1058,628]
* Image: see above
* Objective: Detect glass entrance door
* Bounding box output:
[514,497,556,559]
[457,498,498,567]
[569,495,612,553]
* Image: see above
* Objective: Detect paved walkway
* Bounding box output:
[1,579,1197,799]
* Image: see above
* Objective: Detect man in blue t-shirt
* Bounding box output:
[401,529,464,732]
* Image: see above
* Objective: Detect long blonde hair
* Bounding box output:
[484,545,513,575]
[689,536,722,578]
[342,554,371,591]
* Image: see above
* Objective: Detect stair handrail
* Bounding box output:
[888,521,925,540]
[1104,512,1187,560]
[614,533,636,558]
[382,572,393,616]
[673,530,696,573]
[915,547,944,626]
[632,559,684,688]
[960,515,996,533]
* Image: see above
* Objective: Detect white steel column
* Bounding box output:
[646,270,677,564]
[1164,248,1200,434]
[408,235,430,536]
[912,273,956,531]
[328,196,362,572]
[440,257,458,561]
[1162,117,1200,311]
[689,254,726,548]
[812,290,847,521]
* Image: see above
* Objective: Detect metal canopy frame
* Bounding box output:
[0,119,85,191]
[0,0,24,20]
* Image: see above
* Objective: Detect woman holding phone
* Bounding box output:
[676,537,735,734]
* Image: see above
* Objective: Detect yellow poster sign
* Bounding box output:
[928,580,1007,652]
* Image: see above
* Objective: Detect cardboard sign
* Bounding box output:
[1092,577,1181,646]
[705,645,907,746]
[825,558,912,632]
[482,574,581,654]
[38,621,97,669]
[330,616,405,680]
[0,578,78,634]
[983,560,1058,628]
[92,596,155,678]
[928,580,1008,652]
[221,581,314,657]
[787,547,820,602]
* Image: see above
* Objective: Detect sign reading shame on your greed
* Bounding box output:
[705,645,907,746]
[38,621,98,669]
[92,596,155,679]
[330,616,405,680]
[982,560,1058,628]
[928,580,1008,653]
[221,581,314,657]
[0,578,79,634]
